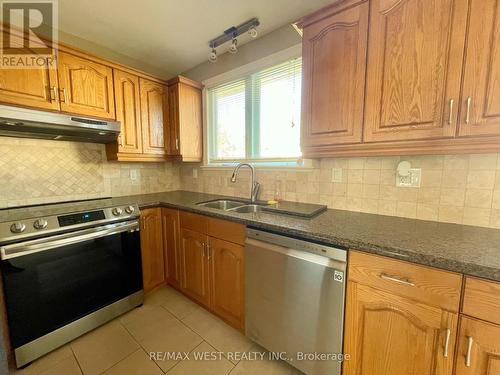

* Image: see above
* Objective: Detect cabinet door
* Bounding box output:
[363,0,469,142]
[344,282,457,375]
[57,52,115,119]
[180,228,210,306]
[209,237,244,330]
[455,317,500,375]
[113,69,142,154]
[140,208,165,292]
[162,208,181,289]
[458,0,500,136]
[0,31,60,111]
[301,2,369,147]
[139,78,167,156]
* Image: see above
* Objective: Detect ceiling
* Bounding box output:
[57,0,332,78]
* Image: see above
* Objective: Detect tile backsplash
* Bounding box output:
[0,137,180,208]
[180,154,500,229]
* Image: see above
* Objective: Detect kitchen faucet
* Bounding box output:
[230,163,260,203]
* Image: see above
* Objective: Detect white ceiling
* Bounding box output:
[57,0,332,78]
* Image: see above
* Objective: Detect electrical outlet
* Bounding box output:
[396,168,421,187]
[193,168,198,179]
[130,170,138,181]
[331,168,343,183]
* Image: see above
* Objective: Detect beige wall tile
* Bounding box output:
[463,207,491,227]
[465,189,493,209]
[416,204,439,221]
[397,202,417,218]
[469,154,497,170]
[467,170,496,189]
[444,155,469,170]
[440,188,466,207]
[438,206,464,224]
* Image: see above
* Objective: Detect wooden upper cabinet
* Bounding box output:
[209,237,244,330]
[57,52,115,119]
[301,1,369,147]
[162,208,181,289]
[458,0,500,137]
[363,0,469,142]
[167,76,203,162]
[140,208,165,292]
[455,317,500,375]
[139,78,167,156]
[180,228,210,306]
[113,69,142,154]
[344,282,458,375]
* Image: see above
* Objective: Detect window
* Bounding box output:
[207,57,302,165]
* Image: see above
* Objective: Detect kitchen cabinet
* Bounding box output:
[344,251,462,375]
[139,78,168,157]
[179,227,210,306]
[458,0,500,137]
[57,52,115,119]
[209,237,244,330]
[167,76,203,161]
[300,1,369,147]
[363,0,468,143]
[455,317,500,375]
[162,208,181,289]
[111,69,142,155]
[140,208,165,292]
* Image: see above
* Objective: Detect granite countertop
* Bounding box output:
[108,190,500,282]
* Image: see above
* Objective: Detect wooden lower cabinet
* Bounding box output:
[140,208,165,292]
[209,237,244,330]
[162,208,181,289]
[344,281,457,375]
[179,228,210,306]
[455,317,500,374]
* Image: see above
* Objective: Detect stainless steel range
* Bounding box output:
[0,199,143,368]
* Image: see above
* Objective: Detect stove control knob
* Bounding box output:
[33,219,48,230]
[112,207,123,216]
[10,222,26,233]
[125,205,135,214]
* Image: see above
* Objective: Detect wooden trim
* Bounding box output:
[105,149,170,162]
[303,136,500,157]
[167,75,203,89]
[296,0,367,28]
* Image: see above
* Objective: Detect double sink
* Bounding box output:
[196,199,270,213]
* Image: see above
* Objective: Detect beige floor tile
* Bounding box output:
[229,345,302,375]
[160,289,203,320]
[120,304,177,343]
[11,345,74,375]
[182,308,253,364]
[166,341,234,375]
[70,321,139,375]
[103,349,163,375]
[38,356,82,375]
[144,286,179,307]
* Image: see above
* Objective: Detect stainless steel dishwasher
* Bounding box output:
[245,228,347,375]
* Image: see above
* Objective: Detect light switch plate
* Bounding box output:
[331,168,343,183]
[396,168,421,187]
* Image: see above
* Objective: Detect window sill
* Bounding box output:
[201,159,318,171]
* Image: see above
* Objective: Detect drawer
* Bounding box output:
[348,250,462,312]
[180,211,209,233]
[462,277,500,325]
[208,217,245,245]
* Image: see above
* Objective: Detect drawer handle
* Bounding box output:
[380,273,415,287]
[443,328,451,358]
[465,336,473,367]
[465,97,472,124]
[448,99,454,125]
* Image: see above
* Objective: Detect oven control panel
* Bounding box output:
[58,210,105,227]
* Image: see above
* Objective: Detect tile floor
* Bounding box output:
[11,286,302,375]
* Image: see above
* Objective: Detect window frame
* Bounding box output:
[202,44,306,168]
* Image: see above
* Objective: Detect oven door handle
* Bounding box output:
[1,220,139,260]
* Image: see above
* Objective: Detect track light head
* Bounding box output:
[248,26,258,38]
[208,48,217,63]
[229,38,238,54]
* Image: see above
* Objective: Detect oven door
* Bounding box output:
[0,220,142,350]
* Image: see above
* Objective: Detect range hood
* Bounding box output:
[0,104,121,143]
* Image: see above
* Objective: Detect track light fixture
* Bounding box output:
[207,17,259,63]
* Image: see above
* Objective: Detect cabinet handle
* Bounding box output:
[206,244,211,260]
[175,138,179,150]
[465,336,473,367]
[50,86,58,101]
[380,273,415,287]
[443,328,451,358]
[60,88,67,103]
[448,99,454,125]
[141,219,146,230]
[465,97,472,124]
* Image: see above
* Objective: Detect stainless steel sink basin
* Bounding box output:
[196,199,246,210]
[228,204,266,213]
